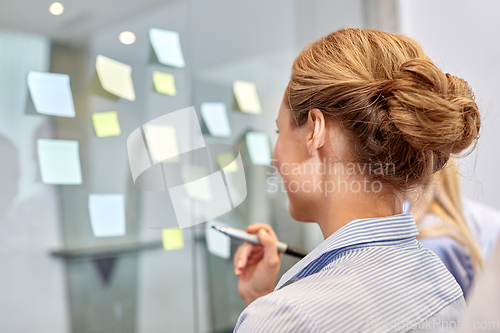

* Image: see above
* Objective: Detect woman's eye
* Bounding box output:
[276,130,279,134]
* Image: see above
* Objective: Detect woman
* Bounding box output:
[409,159,483,300]
[233,29,480,332]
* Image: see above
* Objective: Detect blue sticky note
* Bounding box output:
[246,132,272,166]
[37,139,82,184]
[201,102,231,137]
[149,28,186,68]
[27,72,75,117]
[88,194,126,237]
[205,220,230,259]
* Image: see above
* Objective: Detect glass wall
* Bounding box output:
[0,0,364,332]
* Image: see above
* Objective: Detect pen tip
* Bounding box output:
[212,225,221,231]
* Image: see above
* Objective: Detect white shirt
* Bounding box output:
[234,213,465,332]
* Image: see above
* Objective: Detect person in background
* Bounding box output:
[408,158,483,300]
[232,28,481,332]
[462,197,500,261]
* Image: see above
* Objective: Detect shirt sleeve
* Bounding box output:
[419,236,475,299]
[234,294,320,333]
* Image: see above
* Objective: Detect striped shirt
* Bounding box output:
[234,213,464,332]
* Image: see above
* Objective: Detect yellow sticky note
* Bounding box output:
[233,80,262,114]
[96,55,136,101]
[162,228,184,250]
[143,124,180,163]
[92,111,121,137]
[217,152,239,173]
[153,71,177,96]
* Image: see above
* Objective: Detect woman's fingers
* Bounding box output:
[246,248,264,266]
[246,223,278,240]
[234,242,261,276]
[244,223,282,269]
[234,224,282,283]
[233,242,251,276]
[257,229,281,269]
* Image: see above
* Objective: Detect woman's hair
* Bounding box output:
[411,159,483,271]
[287,28,480,193]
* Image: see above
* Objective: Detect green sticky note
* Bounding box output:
[92,111,121,137]
[162,228,184,250]
[37,139,82,184]
[246,131,271,165]
[153,71,176,96]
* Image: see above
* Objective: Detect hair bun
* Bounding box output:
[383,58,480,171]
[288,28,481,193]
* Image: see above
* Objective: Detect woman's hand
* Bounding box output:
[233,223,283,306]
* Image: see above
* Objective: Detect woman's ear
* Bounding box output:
[306,108,327,157]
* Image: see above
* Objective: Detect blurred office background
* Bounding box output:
[0,0,498,332]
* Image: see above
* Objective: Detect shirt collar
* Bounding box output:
[275,213,419,290]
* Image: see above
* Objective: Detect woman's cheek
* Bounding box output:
[273,138,284,175]
[274,138,298,183]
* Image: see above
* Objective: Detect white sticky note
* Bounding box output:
[37,139,82,184]
[88,194,126,237]
[233,80,262,114]
[201,102,231,137]
[96,55,136,101]
[149,28,186,68]
[205,221,231,259]
[143,124,180,163]
[27,72,75,117]
[181,165,212,201]
[246,132,271,166]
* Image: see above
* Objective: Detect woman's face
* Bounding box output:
[273,94,331,222]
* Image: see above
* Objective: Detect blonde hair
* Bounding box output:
[411,159,483,271]
[287,28,480,193]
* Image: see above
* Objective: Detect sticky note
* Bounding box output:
[162,228,184,250]
[96,55,136,101]
[149,28,186,68]
[27,72,75,117]
[233,80,262,114]
[246,132,271,166]
[181,165,212,201]
[92,111,121,137]
[205,221,231,259]
[88,194,126,237]
[217,152,238,173]
[201,102,231,137]
[37,139,82,184]
[153,71,176,96]
[143,124,180,163]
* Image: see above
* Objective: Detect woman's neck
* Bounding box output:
[317,191,403,239]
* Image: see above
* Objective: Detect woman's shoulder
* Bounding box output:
[234,291,320,333]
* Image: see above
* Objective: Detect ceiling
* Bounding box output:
[0,0,176,44]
